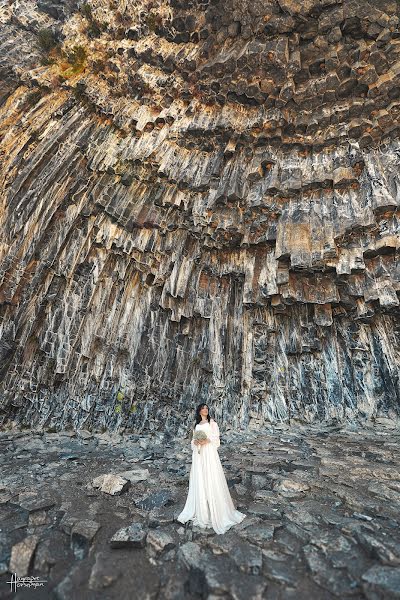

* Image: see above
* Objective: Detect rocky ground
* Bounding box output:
[0,421,400,600]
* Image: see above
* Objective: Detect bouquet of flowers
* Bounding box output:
[193,430,208,454]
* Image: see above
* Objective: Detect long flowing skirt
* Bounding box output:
[177,442,246,535]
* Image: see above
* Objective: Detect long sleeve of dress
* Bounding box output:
[209,420,220,448]
[191,430,196,451]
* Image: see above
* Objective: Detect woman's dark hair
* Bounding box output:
[195,403,210,427]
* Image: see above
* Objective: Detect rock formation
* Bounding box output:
[0,0,399,433]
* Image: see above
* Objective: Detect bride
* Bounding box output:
[177,403,246,535]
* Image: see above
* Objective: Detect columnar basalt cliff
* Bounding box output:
[0,0,399,433]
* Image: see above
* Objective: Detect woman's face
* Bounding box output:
[200,405,208,418]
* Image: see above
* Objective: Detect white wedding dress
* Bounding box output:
[177,419,246,535]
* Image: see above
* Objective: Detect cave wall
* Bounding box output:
[0,0,399,433]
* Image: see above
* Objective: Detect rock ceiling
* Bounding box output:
[0,0,399,432]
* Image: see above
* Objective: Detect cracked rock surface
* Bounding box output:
[0,422,400,598]
[0,0,400,432]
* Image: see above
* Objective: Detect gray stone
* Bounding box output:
[54,563,91,600]
[9,535,39,577]
[71,520,101,559]
[88,551,120,590]
[117,468,149,483]
[178,541,203,570]
[208,532,262,574]
[251,474,269,490]
[273,479,310,498]
[17,496,56,513]
[362,565,400,599]
[148,505,176,528]
[247,503,283,520]
[92,474,130,495]
[146,530,176,555]
[59,514,78,535]
[303,543,359,597]
[110,523,147,549]
[354,529,400,565]
[230,575,267,600]
[234,483,247,496]
[33,533,69,572]
[262,550,300,586]
[28,510,50,527]
[136,489,174,511]
[239,522,275,546]
[203,554,236,595]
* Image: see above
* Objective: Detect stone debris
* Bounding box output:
[17,496,56,513]
[361,565,400,599]
[135,489,175,510]
[109,523,148,549]
[9,535,39,577]
[92,474,130,496]
[207,532,263,575]
[116,468,149,483]
[273,479,311,498]
[71,520,101,559]
[88,551,121,591]
[0,426,399,597]
[146,530,176,556]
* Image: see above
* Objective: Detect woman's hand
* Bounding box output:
[193,439,209,447]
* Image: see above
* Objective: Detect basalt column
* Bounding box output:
[0,0,399,433]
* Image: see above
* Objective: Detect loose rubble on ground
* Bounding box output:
[0,420,399,599]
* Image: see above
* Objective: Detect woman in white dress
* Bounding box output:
[177,403,246,535]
